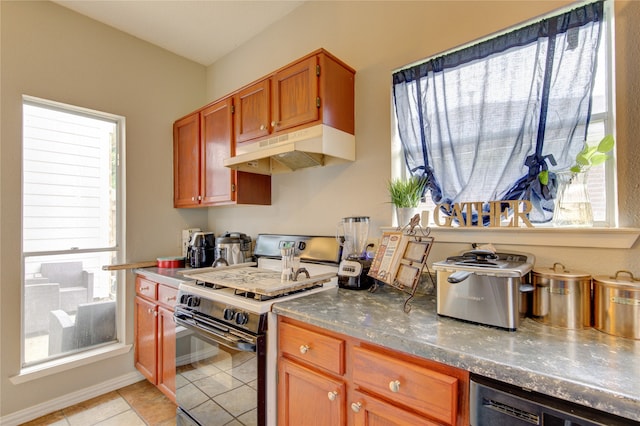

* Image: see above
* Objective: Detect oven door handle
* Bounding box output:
[175,316,257,352]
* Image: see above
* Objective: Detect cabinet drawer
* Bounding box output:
[157,284,178,309]
[350,389,441,426]
[136,277,158,300]
[352,346,458,425]
[279,322,345,375]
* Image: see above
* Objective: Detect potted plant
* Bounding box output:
[538,134,614,227]
[387,176,428,226]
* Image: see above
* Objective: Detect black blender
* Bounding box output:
[337,216,375,290]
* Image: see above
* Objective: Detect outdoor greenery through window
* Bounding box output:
[392,0,615,227]
[22,97,123,366]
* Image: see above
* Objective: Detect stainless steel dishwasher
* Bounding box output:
[470,374,639,426]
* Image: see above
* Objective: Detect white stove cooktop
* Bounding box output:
[178,258,338,314]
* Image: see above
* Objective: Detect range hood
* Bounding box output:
[223,124,355,174]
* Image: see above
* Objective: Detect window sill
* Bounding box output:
[382,226,640,249]
[10,343,132,385]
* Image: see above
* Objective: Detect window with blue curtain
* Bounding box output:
[392,1,604,225]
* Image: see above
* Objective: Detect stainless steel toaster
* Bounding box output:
[433,250,535,331]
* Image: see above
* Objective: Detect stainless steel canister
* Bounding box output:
[593,270,640,339]
[532,263,592,329]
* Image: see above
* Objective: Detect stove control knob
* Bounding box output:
[235,312,248,325]
[186,296,200,308]
[223,308,236,321]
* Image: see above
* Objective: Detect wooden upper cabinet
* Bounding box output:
[234,49,355,146]
[173,98,271,208]
[272,56,319,133]
[235,79,271,144]
[201,98,235,204]
[173,113,200,207]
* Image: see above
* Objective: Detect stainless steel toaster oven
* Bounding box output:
[433,250,534,330]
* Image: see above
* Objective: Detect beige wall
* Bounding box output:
[0,0,208,417]
[205,0,640,269]
[1,0,639,420]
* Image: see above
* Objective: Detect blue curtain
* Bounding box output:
[393,1,604,224]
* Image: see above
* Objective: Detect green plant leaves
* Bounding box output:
[589,152,609,166]
[538,170,549,185]
[387,176,428,208]
[597,134,615,153]
[570,134,614,173]
[539,135,614,182]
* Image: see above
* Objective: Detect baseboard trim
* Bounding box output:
[0,370,145,426]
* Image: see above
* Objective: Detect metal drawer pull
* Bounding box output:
[165,296,177,302]
[299,344,310,354]
[139,286,149,291]
[351,402,362,413]
[327,391,338,401]
[389,380,401,393]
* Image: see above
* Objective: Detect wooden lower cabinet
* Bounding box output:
[134,276,177,402]
[157,306,176,399]
[279,358,346,425]
[134,296,157,383]
[278,317,469,426]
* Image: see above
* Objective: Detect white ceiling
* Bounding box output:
[53,0,305,66]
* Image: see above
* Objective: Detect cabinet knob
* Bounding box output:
[260,124,266,131]
[271,121,278,127]
[389,380,401,393]
[154,311,158,317]
[191,196,196,201]
[327,391,338,401]
[351,402,362,413]
[139,286,149,292]
[147,308,153,314]
[299,344,310,354]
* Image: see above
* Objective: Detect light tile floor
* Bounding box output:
[20,380,177,426]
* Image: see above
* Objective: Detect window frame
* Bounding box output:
[391,0,618,231]
[20,95,127,371]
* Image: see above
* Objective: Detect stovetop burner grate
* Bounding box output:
[195,280,225,290]
[232,283,325,301]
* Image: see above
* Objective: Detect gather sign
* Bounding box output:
[432,200,534,228]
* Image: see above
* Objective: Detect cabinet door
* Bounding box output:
[200,98,235,205]
[134,296,158,384]
[350,390,442,426]
[272,56,319,133]
[173,113,201,207]
[157,306,176,402]
[278,358,346,426]
[235,79,271,144]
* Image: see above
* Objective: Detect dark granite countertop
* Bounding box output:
[272,285,640,422]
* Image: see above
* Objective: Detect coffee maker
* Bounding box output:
[337,216,375,290]
[187,232,216,268]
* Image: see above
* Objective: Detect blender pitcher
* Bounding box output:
[336,216,370,260]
